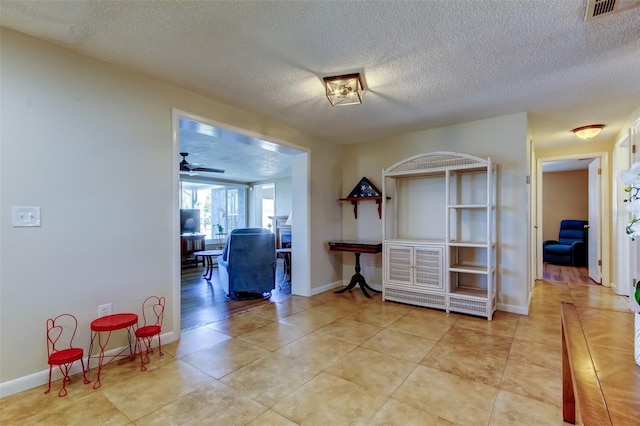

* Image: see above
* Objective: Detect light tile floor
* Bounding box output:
[1,280,632,425]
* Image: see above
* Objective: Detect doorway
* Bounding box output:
[171,109,311,335]
[533,151,610,287]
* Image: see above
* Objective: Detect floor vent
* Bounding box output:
[585,0,640,21]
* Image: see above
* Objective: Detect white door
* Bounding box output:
[588,158,601,283]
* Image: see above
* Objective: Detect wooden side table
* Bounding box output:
[328,241,382,298]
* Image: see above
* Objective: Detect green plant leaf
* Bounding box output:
[635,283,640,305]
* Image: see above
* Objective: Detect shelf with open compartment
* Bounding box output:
[382,152,497,320]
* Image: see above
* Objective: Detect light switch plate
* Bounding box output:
[12,206,41,227]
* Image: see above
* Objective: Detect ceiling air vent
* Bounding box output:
[585,0,640,21]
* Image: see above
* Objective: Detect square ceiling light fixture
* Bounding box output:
[323,73,363,107]
[571,124,605,139]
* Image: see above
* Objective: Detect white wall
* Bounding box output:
[0,29,342,392]
[542,170,589,241]
[251,176,293,218]
[342,113,529,312]
[249,177,291,228]
[274,178,292,217]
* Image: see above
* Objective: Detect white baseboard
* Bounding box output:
[310,280,343,295]
[496,302,528,316]
[0,331,176,399]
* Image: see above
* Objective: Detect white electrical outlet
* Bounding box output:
[98,303,112,317]
[12,206,41,227]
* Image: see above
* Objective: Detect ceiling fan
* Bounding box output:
[179,152,225,174]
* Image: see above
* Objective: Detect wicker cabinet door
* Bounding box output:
[414,246,444,290]
[386,245,412,286]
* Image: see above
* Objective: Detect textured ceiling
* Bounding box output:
[1,0,639,180]
[178,118,300,182]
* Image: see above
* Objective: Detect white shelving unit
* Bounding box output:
[382,152,497,320]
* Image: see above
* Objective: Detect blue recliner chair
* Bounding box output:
[543,220,588,266]
[217,228,276,299]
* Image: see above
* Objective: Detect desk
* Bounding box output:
[276,248,292,288]
[87,313,138,389]
[193,249,223,281]
[561,302,640,425]
[328,241,382,298]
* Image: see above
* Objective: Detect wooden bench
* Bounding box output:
[561,301,639,425]
[561,302,611,424]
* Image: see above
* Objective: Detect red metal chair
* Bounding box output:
[45,314,90,397]
[135,296,165,371]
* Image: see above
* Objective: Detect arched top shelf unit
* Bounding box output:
[381,151,497,319]
[384,151,492,177]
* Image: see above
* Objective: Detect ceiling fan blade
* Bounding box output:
[193,166,225,173]
[179,152,224,173]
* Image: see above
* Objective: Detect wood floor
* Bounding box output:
[181,260,291,330]
[542,263,598,285]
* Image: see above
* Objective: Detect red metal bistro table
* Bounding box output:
[87,313,138,389]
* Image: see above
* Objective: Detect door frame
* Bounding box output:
[587,157,601,283]
[170,108,311,336]
[612,119,640,302]
[612,131,632,295]
[532,150,610,286]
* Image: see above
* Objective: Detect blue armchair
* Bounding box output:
[217,228,276,299]
[543,219,588,266]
